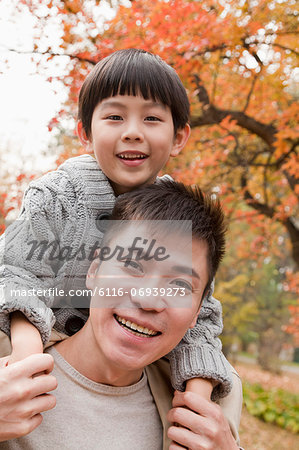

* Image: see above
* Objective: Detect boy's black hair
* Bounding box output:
[106,180,226,296]
[78,48,190,138]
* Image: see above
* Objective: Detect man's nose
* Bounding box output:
[121,120,144,142]
[130,295,166,313]
[142,305,165,313]
[129,283,166,312]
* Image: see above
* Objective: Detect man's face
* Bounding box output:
[86,223,209,374]
[77,95,190,195]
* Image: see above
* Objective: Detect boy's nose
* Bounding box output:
[121,122,144,142]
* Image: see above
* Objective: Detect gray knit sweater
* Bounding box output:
[0,155,232,399]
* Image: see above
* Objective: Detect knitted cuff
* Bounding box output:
[0,293,55,345]
[168,345,233,401]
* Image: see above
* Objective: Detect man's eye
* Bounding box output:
[106,115,123,120]
[170,279,192,292]
[145,116,161,122]
[121,258,144,274]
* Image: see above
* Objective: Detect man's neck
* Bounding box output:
[54,325,144,387]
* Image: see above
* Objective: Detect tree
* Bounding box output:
[216,230,295,372]
[14,0,298,267]
[3,0,298,341]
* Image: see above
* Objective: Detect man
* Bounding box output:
[0,181,242,449]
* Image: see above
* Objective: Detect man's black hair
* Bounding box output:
[105,180,226,296]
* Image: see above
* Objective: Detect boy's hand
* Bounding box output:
[185,377,215,400]
[0,339,44,369]
[8,311,44,366]
[0,353,57,442]
[167,391,239,450]
[5,341,44,367]
[0,355,10,369]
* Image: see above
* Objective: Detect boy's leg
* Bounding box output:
[0,331,11,357]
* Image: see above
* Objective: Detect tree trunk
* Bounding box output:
[284,217,299,270]
[257,329,283,374]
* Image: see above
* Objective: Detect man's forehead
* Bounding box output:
[92,221,209,309]
[102,220,209,281]
[112,222,209,282]
[106,220,193,257]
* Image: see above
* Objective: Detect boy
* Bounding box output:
[1,180,242,449]
[0,49,232,402]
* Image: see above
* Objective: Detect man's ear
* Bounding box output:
[86,249,100,289]
[170,124,191,157]
[77,121,93,153]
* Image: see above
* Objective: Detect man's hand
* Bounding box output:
[0,353,57,442]
[167,391,239,450]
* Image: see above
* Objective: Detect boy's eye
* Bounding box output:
[145,116,161,122]
[106,115,123,121]
[121,258,144,274]
[170,279,193,293]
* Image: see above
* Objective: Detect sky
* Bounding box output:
[0,0,67,175]
[0,0,115,176]
[0,0,263,177]
[1,0,297,177]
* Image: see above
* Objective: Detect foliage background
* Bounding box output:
[1,1,298,439]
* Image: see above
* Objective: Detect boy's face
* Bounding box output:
[77,95,190,195]
[86,223,209,374]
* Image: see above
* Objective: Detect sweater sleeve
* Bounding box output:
[168,281,233,400]
[0,171,78,344]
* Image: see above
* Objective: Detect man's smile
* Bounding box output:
[114,314,161,338]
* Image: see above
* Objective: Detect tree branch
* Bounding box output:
[178,44,228,59]
[241,173,299,268]
[211,53,222,103]
[272,43,299,57]
[191,75,276,147]
[0,46,98,65]
[190,106,276,147]
[242,38,264,66]
[284,217,299,270]
[283,170,299,195]
[245,38,299,57]
[240,173,275,218]
[244,140,298,170]
[243,72,259,113]
[265,31,299,36]
[193,74,210,105]
[263,154,272,206]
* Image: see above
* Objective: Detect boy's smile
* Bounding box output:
[78,95,190,195]
[117,150,148,167]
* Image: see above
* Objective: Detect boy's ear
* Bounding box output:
[77,121,93,153]
[86,249,100,289]
[189,308,200,329]
[189,295,205,328]
[170,124,191,157]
